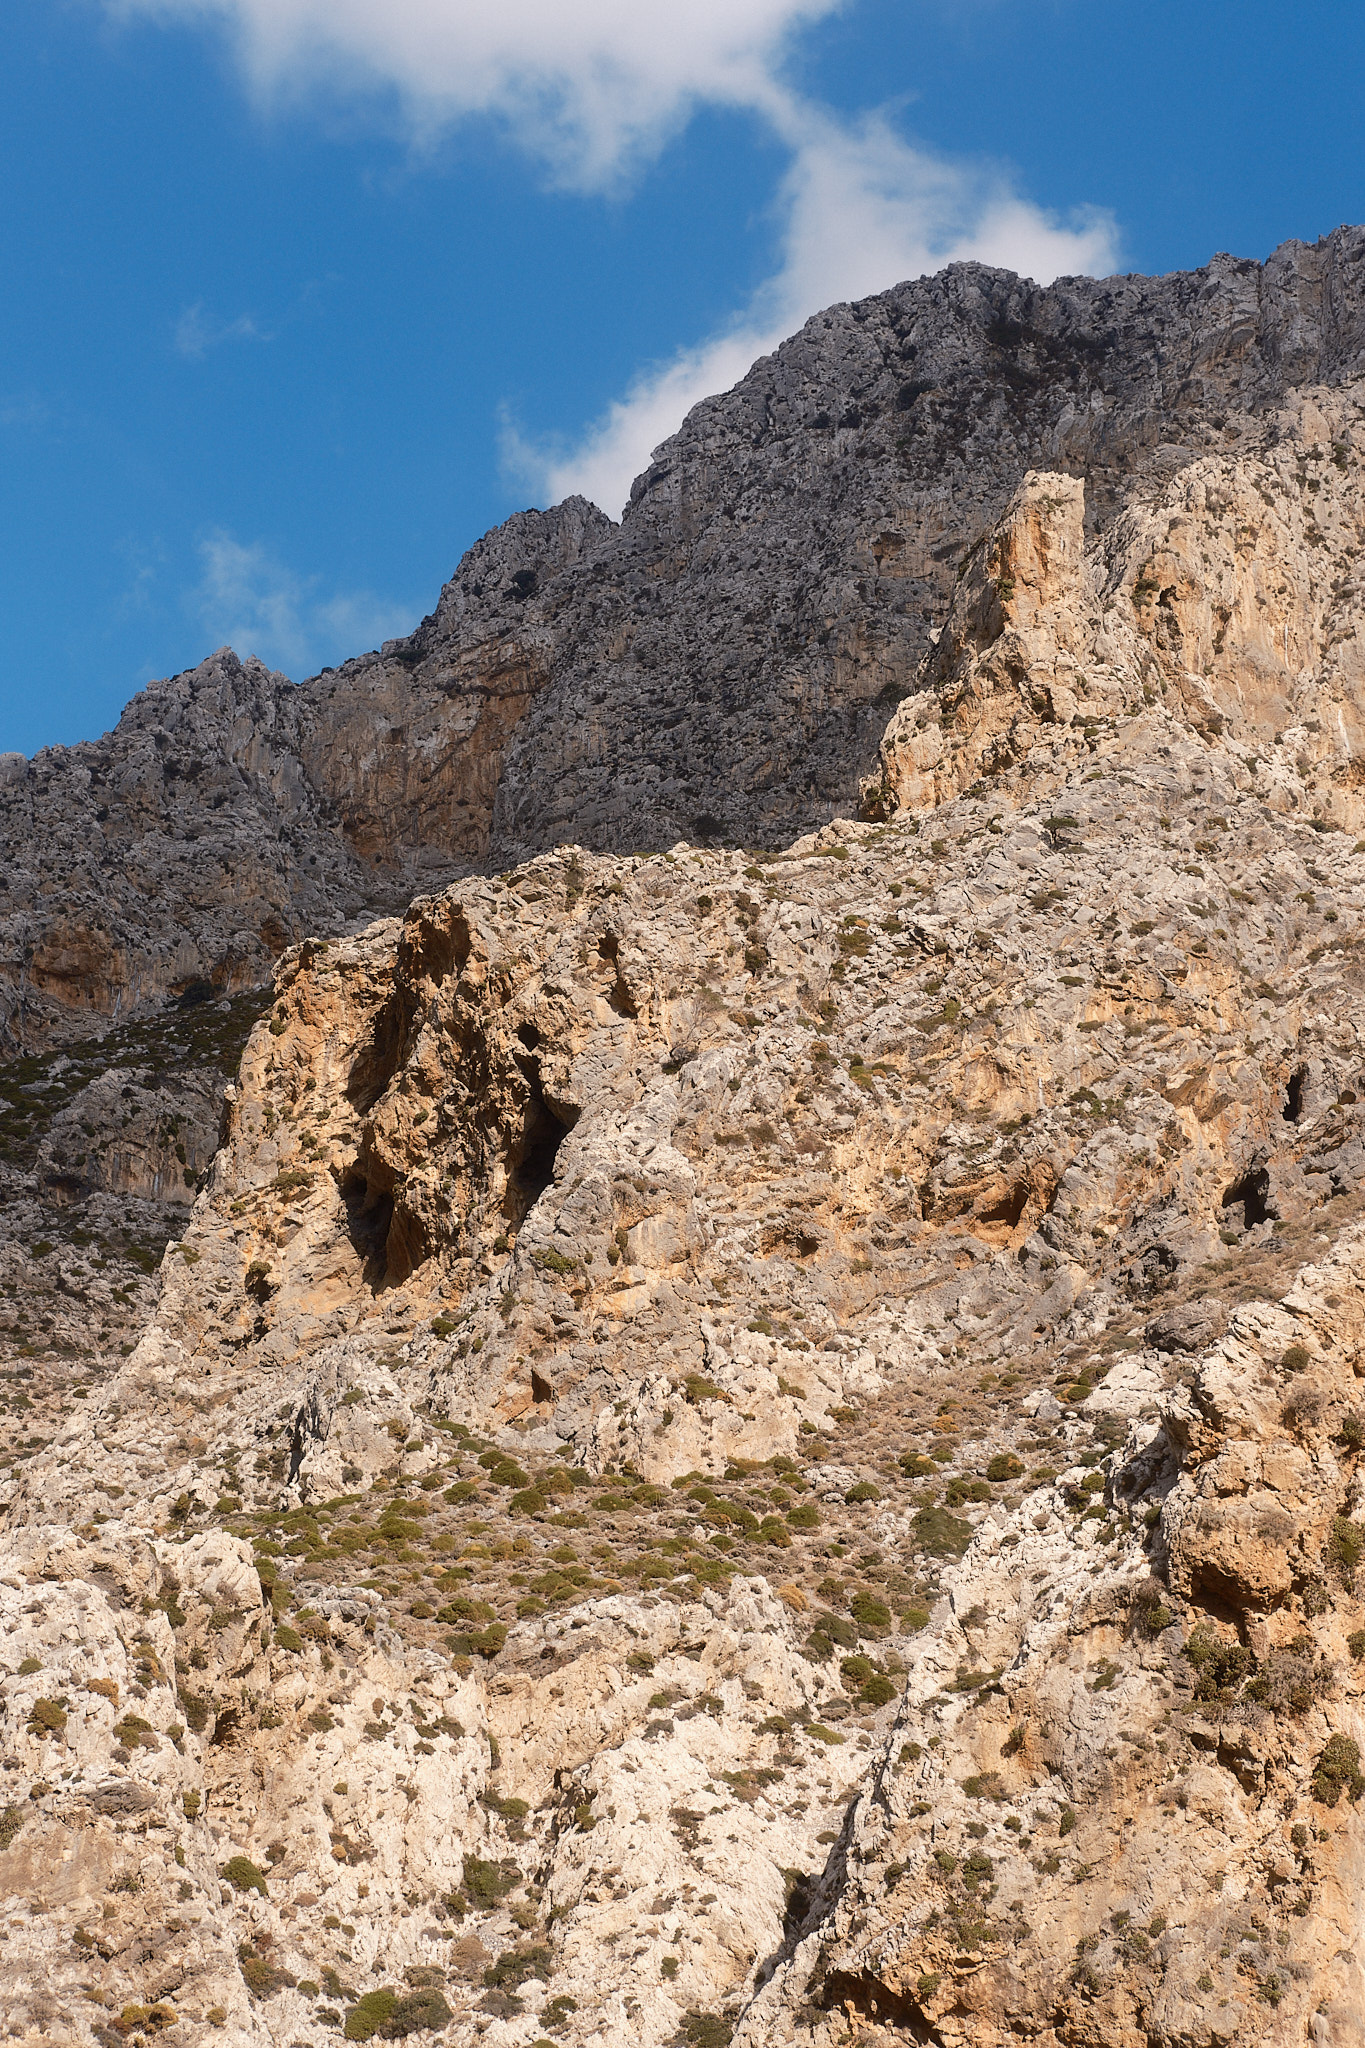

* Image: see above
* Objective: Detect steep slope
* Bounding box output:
[6,230,1365,1053]
[7,461,1365,2045]
[0,501,609,1047]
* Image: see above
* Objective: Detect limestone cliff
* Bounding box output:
[7,230,1365,1049]
[7,232,1365,2048]
[8,501,1365,2037]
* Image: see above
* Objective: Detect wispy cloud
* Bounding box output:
[508,107,1118,514]
[109,0,839,190]
[174,302,271,359]
[192,530,414,675]
[112,1,1121,516]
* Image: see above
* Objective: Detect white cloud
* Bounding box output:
[174,302,271,358]
[510,108,1119,515]
[193,530,414,675]
[109,0,838,187]
[112,2,1121,518]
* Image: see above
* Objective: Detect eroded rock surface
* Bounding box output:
[6,239,1365,2048]
[8,637,1365,2040]
[7,230,1365,1049]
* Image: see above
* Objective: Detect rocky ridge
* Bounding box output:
[6,229,1365,1052]
[6,434,1365,2045]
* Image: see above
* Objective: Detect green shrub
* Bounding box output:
[1058,1806,1076,1837]
[376,1989,452,2035]
[813,1610,858,1648]
[221,1856,267,1897]
[113,1714,158,1752]
[945,1478,991,1506]
[1281,1344,1311,1372]
[899,1453,938,1478]
[344,1990,397,2040]
[1348,1629,1365,1661]
[849,1592,892,1637]
[1330,1516,1364,1572]
[912,1506,973,1557]
[0,1807,24,1852]
[26,1698,67,1739]
[437,1596,496,1625]
[786,1503,820,1528]
[483,1946,552,1990]
[845,1481,881,1504]
[1312,1734,1365,1806]
[240,1945,296,1997]
[860,1673,898,1707]
[986,1454,1023,1482]
[681,2014,733,2047]
[463,1856,519,1909]
[486,1460,530,1490]
[532,1249,579,1276]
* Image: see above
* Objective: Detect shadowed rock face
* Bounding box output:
[5,230,1365,1048]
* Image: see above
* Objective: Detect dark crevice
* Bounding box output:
[1284,1065,1307,1123]
[507,1058,575,1223]
[342,1170,396,1286]
[511,1106,568,1219]
[1221,1164,1274,1229]
[346,1002,406,1112]
[977,1180,1031,1229]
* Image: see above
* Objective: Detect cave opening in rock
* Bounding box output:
[341,1170,396,1284]
[1221,1164,1273,1230]
[977,1180,1031,1231]
[1284,1066,1307,1123]
[511,1099,569,1219]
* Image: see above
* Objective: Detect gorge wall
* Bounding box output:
[3,231,1365,2048]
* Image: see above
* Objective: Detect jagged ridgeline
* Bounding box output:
[3,229,1365,2047]
[4,227,1365,1051]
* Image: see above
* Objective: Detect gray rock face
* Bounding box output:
[4,228,1365,1047]
[492,229,1365,857]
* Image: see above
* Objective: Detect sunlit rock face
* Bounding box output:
[5,229,1365,2047]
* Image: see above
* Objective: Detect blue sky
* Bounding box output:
[1,0,1362,756]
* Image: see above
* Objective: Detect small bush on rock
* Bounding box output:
[1311,1734,1365,1807]
[221,1856,267,1897]
[1330,1515,1364,1574]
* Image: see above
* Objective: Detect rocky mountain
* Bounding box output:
[5,228,1365,1054]
[4,229,1365,2048]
